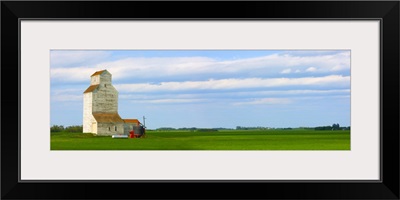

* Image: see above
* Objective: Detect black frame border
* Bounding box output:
[2,1,399,199]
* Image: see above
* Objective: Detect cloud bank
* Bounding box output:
[51,51,350,83]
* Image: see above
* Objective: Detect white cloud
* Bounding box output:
[281,69,292,74]
[233,98,292,105]
[306,67,317,72]
[330,65,347,71]
[294,95,350,100]
[230,89,350,97]
[120,93,200,100]
[117,89,350,106]
[51,51,350,83]
[130,98,206,104]
[51,67,104,82]
[115,75,350,92]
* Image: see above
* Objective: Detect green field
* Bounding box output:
[50,129,350,150]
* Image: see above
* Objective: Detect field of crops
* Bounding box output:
[50,129,350,150]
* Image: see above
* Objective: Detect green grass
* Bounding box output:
[50,129,350,150]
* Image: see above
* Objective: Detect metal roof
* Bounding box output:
[91,70,107,77]
[123,119,140,124]
[83,84,99,93]
[93,113,124,123]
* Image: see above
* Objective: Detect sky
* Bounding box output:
[50,50,351,129]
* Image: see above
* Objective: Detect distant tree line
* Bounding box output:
[156,127,233,131]
[50,125,83,133]
[156,127,177,131]
[236,126,271,130]
[156,125,350,131]
[314,124,350,131]
[278,128,293,130]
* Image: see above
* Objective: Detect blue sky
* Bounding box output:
[50,50,350,129]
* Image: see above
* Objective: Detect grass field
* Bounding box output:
[50,129,350,150]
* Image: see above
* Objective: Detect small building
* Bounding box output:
[83,69,142,136]
[123,119,144,135]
